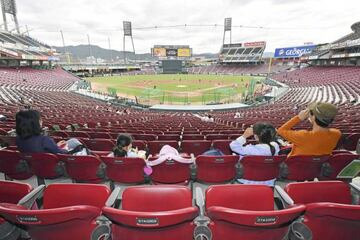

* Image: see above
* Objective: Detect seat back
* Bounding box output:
[22,153,63,179]
[324,153,359,179]
[101,156,146,184]
[148,157,191,184]
[83,138,114,151]
[206,185,274,211]
[181,140,212,156]
[0,180,32,203]
[196,155,238,183]
[43,183,110,209]
[212,140,232,155]
[102,186,198,240]
[206,185,306,240]
[285,181,352,204]
[241,155,286,181]
[148,141,178,155]
[284,155,329,181]
[286,181,359,240]
[59,154,103,183]
[0,150,32,180]
[122,186,193,211]
[0,184,110,240]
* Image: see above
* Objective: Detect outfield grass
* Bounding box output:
[86,74,264,104]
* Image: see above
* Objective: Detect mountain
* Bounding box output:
[54,45,219,61]
[54,45,154,61]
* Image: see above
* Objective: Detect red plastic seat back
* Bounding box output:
[67,131,90,138]
[196,155,238,183]
[0,180,32,203]
[148,141,178,155]
[325,153,359,179]
[132,134,157,141]
[132,140,147,151]
[284,155,329,181]
[148,157,191,184]
[285,181,352,204]
[43,183,110,209]
[102,186,197,240]
[83,139,114,151]
[212,140,232,155]
[206,185,274,211]
[59,154,103,183]
[181,140,212,156]
[101,156,146,184]
[22,153,62,179]
[122,186,193,211]
[0,150,32,180]
[241,155,286,181]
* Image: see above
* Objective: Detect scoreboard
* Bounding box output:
[152,45,192,59]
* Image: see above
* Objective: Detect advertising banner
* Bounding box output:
[152,48,166,57]
[274,45,316,58]
[177,48,191,57]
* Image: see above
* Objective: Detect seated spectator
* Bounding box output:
[108,133,139,157]
[277,102,341,157]
[15,109,67,154]
[230,122,280,158]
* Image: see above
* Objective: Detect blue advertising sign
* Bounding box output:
[274,45,316,58]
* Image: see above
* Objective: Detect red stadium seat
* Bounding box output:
[22,153,64,185]
[181,140,212,156]
[88,132,111,139]
[182,134,204,140]
[206,185,307,240]
[58,154,104,183]
[83,138,115,151]
[101,156,147,185]
[101,186,198,240]
[0,181,33,240]
[284,181,360,240]
[212,139,233,155]
[281,155,329,181]
[0,183,111,240]
[205,134,229,140]
[195,155,238,183]
[0,180,32,205]
[322,153,360,179]
[148,156,193,184]
[157,134,180,141]
[147,140,179,155]
[0,150,32,180]
[239,155,286,181]
[132,134,157,141]
[66,131,90,138]
[132,140,147,151]
[343,133,360,151]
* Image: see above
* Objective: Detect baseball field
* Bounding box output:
[87,74,264,104]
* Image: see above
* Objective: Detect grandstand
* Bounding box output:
[0,0,360,238]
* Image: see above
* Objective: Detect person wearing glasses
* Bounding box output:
[277,102,341,157]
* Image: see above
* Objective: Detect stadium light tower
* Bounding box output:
[123,21,136,64]
[223,17,232,45]
[1,0,20,33]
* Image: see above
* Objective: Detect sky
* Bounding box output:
[9,0,360,54]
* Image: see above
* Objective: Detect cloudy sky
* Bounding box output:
[11,0,360,53]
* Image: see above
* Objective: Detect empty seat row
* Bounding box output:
[0,180,359,240]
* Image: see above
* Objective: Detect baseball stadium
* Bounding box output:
[0,0,359,240]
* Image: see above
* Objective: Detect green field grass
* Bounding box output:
[86,74,264,104]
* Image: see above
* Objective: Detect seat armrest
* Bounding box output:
[195,187,205,216]
[18,185,45,209]
[275,185,294,206]
[350,182,360,205]
[105,187,121,207]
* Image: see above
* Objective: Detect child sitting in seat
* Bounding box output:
[108,133,144,158]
